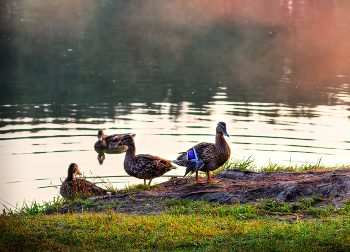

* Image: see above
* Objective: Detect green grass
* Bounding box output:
[1,197,68,216]
[211,155,256,175]
[2,198,350,251]
[210,156,349,175]
[0,183,164,216]
[2,160,350,250]
[164,197,350,218]
[258,157,349,172]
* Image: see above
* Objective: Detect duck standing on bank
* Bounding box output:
[172,122,231,183]
[60,163,108,198]
[94,129,136,148]
[114,134,176,185]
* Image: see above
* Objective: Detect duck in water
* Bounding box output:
[94,129,136,149]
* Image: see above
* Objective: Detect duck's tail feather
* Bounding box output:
[184,159,204,177]
[172,148,204,177]
[170,160,204,177]
[184,148,204,177]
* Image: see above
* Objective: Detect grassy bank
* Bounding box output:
[212,156,349,175]
[2,158,350,251]
[2,197,350,251]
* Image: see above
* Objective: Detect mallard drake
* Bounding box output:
[172,122,231,183]
[115,134,176,185]
[94,129,136,148]
[60,163,108,198]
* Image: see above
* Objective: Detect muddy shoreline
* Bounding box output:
[57,169,350,215]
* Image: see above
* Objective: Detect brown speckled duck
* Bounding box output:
[94,129,136,148]
[60,163,108,198]
[172,122,231,183]
[115,134,176,185]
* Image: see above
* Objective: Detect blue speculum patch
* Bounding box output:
[187,148,197,160]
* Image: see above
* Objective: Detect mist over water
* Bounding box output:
[1,0,350,210]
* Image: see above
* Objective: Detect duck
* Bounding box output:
[172,122,231,183]
[60,163,108,198]
[114,134,176,185]
[94,129,136,148]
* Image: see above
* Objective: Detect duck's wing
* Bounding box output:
[105,134,122,144]
[106,134,136,147]
[172,143,214,177]
[173,143,213,164]
[133,154,175,177]
[136,154,172,167]
[60,179,107,198]
[77,179,107,195]
[199,143,216,163]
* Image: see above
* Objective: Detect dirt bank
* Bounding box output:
[57,169,350,215]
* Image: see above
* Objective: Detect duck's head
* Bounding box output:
[97,129,105,142]
[216,122,229,137]
[114,134,134,147]
[68,163,82,180]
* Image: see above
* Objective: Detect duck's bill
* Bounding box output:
[76,169,82,175]
[223,131,229,137]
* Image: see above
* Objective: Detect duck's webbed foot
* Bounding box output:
[206,172,221,183]
[195,171,206,184]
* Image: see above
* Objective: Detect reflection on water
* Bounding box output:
[94,146,128,165]
[2,0,350,108]
[1,101,350,211]
[1,0,350,210]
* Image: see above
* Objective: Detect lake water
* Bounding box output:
[1,0,350,211]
